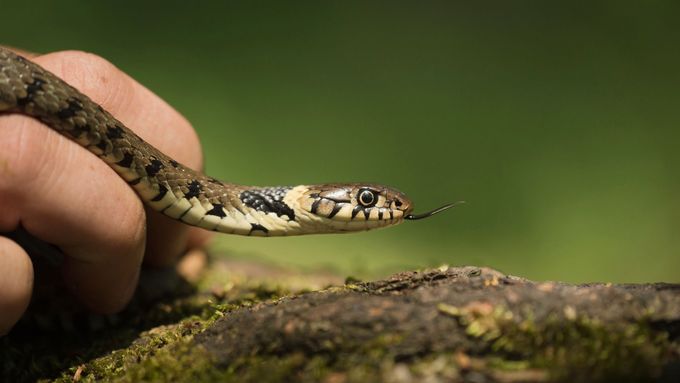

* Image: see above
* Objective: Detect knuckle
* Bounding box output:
[46,50,129,103]
[54,50,119,77]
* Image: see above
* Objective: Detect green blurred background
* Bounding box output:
[2,2,678,282]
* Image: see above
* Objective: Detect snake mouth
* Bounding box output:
[404,201,465,220]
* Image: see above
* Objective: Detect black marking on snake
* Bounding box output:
[310,199,321,215]
[169,160,180,168]
[145,159,164,177]
[363,208,372,220]
[160,200,178,214]
[328,203,343,219]
[389,210,394,220]
[250,223,269,234]
[128,177,141,186]
[240,187,295,220]
[151,183,168,202]
[95,139,108,152]
[184,180,202,200]
[16,78,45,106]
[351,205,363,219]
[378,210,384,220]
[106,125,125,139]
[57,99,83,120]
[68,123,89,138]
[207,177,222,184]
[178,206,193,220]
[117,152,134,168]
[206,204,227,218]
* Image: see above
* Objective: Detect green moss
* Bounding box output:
[116,340,220,382]
[43,279,296,383]
[42,275,305,382]
[47,319,207,382]
[438,302,671,382]
[32,298,672,383]
[2,257,316,382]
[6,262,676,382]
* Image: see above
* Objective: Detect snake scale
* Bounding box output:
[0,47,457,236]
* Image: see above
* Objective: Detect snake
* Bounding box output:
[0,47,458,237]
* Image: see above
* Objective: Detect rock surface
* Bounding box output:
[3,263,679,382]
[195,266,680,382]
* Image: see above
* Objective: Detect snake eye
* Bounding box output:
[358,189,376,207]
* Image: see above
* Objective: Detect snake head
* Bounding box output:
[290,184,413,232]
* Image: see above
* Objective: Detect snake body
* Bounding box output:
[0,48,430,236]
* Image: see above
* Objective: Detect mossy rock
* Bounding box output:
[2,259,679,382]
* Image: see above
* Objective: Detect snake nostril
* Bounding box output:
[394,199,403,207]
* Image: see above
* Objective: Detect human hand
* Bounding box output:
[0,49,212,335]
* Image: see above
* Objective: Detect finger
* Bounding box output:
[38,50,207,265]
[144,206,190,266]
[187,227,214,250]
[0,113,146,313]
[0,236,33,335]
